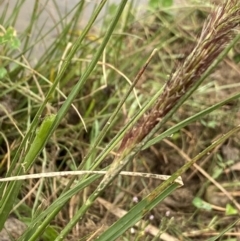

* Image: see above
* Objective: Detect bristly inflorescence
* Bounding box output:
[119,0,240,152]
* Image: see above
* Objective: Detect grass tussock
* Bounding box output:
[0,0,240,241]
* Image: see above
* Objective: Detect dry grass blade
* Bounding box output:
[0,171,183,186]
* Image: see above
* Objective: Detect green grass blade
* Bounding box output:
[144,90,240,149]
[0,115,56,229]
[206,218,240,241]
[21,0,39,54]
[96,183,179,240]
[18,173,102,241]
[15,0,128,239]
[138,33,240,153]
[97,122,240,240]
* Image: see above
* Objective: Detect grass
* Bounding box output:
[0,0,240,240]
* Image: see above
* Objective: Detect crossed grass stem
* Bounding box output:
[94,0,240,216]
[13,1,240,240]
[31,1,240,240]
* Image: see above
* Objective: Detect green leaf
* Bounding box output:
[149,0,159,9]
[0,27,20,49]
[10,37,21,49]
[200,119,217,128]
[43,226,59,241]
[22,114,56,171]
[225,203,238,215]
[233,54,240,63]
[161,0,173,7]
[149,0,173,9]
[0,67,7,79]
[192,197,212,211]
[108,3,118,16]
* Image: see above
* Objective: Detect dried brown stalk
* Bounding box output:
[119,0,240,152]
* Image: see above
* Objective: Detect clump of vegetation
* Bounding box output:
[0,0,240,240]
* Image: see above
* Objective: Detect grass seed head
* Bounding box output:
[119,0,240,152]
